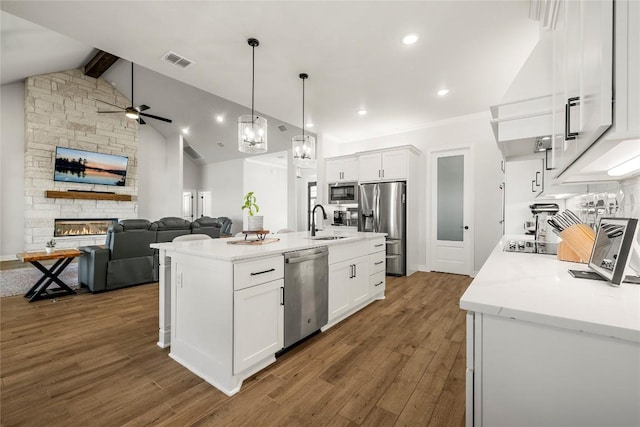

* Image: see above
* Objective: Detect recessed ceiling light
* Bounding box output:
[358,109,368,116]
[182,127,189,135]
[306,122,314,128]
[437,89,449,96]
[402,33,419,45]
[215,115,224,123]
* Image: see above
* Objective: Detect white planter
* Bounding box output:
[247,215,264,231]
[45,247,54,254]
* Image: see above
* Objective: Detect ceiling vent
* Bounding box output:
[161,51,194,69]
[183,144,202,160]
[277,124,288,132]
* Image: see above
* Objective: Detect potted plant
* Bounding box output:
[45,238,56,254]
[242,191,263,231]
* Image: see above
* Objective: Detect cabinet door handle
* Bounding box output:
[535,171,541,187]
[531,180,536,193]
[280,287,284,305]
[349,264,354,278]
[250,268,275,276]
[374,243,384,247]
[354,264,357,277]
[565,97,579,141]
[375,281,383,287]
[378,170,381,178]
[382,169,384,178]
[374,261,384,265]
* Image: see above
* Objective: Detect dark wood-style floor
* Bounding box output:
[0,272,471,426]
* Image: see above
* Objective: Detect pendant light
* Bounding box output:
[238,38,267,153]
[292,73,316,168]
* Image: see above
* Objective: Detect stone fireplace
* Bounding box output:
[54,218,118,237]
[23,69,138,252]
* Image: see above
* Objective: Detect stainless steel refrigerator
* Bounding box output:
[358,181,406,276]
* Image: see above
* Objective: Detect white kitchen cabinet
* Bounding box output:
[466,311,640,427]
[551,0,613,176]
[233,278,283,374]
[553,0,639,182]
[369,237,386,294]
[504,158,545,233]
[328,255,369,320]
[326,156,358,182]
[359,149,408,182]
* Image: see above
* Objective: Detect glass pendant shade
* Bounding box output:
[292,134,316,168]
[238,38,267,154]
[238,115,268,153]
[292,72,315,168]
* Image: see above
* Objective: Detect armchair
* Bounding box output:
[78,219,158,292]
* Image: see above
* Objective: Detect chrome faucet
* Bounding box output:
[311,204,327,237]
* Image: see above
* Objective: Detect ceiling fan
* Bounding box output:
[97,62,172,125]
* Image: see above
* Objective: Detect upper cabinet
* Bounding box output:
[358,148,411,182]
[554,0,639,182]
[326,156,358,182]
[550,0,613,175]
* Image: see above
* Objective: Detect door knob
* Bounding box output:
[462,226,469,230]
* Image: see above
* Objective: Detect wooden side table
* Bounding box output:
[16,249,82,302]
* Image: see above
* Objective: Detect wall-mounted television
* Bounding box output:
[54,147,128,186]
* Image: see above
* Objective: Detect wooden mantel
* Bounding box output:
[45,190,132,202]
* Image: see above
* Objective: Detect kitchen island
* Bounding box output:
[152,231,387,396]
[460,237,640,427]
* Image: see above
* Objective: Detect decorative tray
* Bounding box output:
[227,237,280,245]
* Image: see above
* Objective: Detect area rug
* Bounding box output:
[0,264,79,297]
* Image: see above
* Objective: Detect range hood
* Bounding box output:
[490,94,553,159]
[491,31,554,159]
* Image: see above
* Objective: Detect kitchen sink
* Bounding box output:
[309,236,349,240]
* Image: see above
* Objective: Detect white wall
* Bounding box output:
[0,82,25,260]
[202,158,244,235]
[324,113,504,273]
[244,157,288,233]
[183,154,201,190]
[138,125,169,220]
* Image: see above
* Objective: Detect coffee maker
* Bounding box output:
[530,202,559,244]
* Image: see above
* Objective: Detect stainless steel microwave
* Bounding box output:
[328,182,358,204]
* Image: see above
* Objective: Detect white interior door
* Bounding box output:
[197,190,212,218]
[431,148,473,275]
[182,190,194,221]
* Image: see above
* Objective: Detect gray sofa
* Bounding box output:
[78,216,232,293]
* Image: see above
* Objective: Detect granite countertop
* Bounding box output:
[460,236,640,342]
[151,230,386,262]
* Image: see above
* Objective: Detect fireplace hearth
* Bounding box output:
[54,218,118,237]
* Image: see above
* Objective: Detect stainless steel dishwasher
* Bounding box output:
[283,246,328,348]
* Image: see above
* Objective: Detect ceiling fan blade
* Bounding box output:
[136,104,150,112]
[137,117,146,125]
[98,111,124,113]
[94,99,125,110]
[139,112,173,123]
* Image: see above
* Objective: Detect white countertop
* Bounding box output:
[460,236,640,342]
[151,231,386,262]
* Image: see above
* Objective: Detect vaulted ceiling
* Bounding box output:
[1,1,540,164]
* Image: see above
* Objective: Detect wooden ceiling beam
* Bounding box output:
[83,50,119,78]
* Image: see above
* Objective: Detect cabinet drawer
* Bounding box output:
[370,271,385,294]
[329,240,368,265]
[369,251,385,274]
[234,255,284,291]
[369,237,386,253]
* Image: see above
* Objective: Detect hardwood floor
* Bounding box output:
[0,272,472,426]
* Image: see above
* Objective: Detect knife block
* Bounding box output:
[558,224,596,263]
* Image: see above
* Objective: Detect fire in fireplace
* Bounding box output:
[54,218,118,237]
